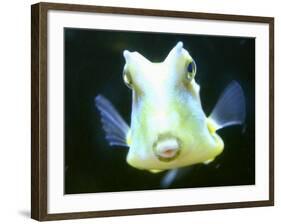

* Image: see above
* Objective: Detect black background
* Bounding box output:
[64,28,255,194]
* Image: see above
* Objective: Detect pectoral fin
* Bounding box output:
[208,81,246,132]
[95,95,130,147]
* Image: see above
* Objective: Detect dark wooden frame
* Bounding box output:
[31,2,274,221]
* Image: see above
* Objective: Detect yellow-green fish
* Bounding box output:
[95,42,245,185]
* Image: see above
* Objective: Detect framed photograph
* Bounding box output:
[31,2,274,221]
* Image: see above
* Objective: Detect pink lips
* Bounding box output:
[155,138,180,159]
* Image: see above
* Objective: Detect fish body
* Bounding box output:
[95,42,245,175]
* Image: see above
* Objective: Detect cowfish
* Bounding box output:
[95,42,245,186]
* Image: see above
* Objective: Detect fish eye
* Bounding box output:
[123,69,133,89]
[186,61,196,81]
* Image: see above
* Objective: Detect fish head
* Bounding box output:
[122,42,224,171]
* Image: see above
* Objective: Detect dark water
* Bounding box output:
[64,28,255,194]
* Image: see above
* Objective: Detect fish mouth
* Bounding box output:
[153,134,181,162]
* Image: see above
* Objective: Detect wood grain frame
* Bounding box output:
[31,2,274,221]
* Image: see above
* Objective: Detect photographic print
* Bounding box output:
[31,2,273,221]
[64,29,255,194]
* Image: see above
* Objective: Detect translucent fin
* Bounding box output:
[161,167,194,188]
[161,169,179,188]
[209,81,246,131]
[95,95,130,147]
